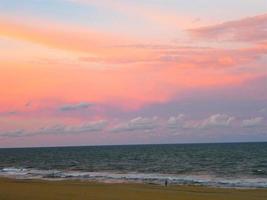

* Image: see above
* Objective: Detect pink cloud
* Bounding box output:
[0,14,266,112]
[188,13,267,42]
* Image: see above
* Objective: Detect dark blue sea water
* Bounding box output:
[0,142,267,188]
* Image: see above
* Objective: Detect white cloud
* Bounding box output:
[0,129,26,138]
[167,114,185,129]
[39,120,108,135]
[59,102,92,111]
[4,114,264,139]
[184,114,235,129]
[202,114,235,127]
[39,124,66,134]
[0,120,108,138]
[65,120,108,133]
[242,117,264,127]
[111,116,158,132]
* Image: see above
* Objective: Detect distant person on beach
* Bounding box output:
[165,179,168,187]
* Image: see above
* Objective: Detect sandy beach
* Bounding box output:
[0,178,266,200]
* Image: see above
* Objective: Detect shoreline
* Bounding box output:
[1,175,267,190]
[1,177,267,200]
[1,167,267,189]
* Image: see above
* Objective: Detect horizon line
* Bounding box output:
[1,140,266,150]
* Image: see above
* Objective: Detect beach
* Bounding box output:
[0,178,267,200]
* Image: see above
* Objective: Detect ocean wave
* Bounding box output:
[1,167,28,175]
[1,167,267,188]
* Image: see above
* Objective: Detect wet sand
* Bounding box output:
[0,178,266,200]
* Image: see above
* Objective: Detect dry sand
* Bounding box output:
[0,178,266,200]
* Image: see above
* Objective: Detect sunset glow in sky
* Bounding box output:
[0,0,267,147]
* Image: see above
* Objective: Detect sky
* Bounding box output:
[0,0,267,148]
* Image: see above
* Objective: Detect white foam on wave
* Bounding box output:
[1,167,28,175]
[1,167,267,188]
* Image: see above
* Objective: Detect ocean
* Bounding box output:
[0,142,267,188]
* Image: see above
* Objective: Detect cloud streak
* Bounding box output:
[59,102,92,112]
[0,120,108,138]
[167,113,235,129]
[0,16,132,55]
[188,13,267,42]
[39,120,108,134]
[242,117,264,127]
